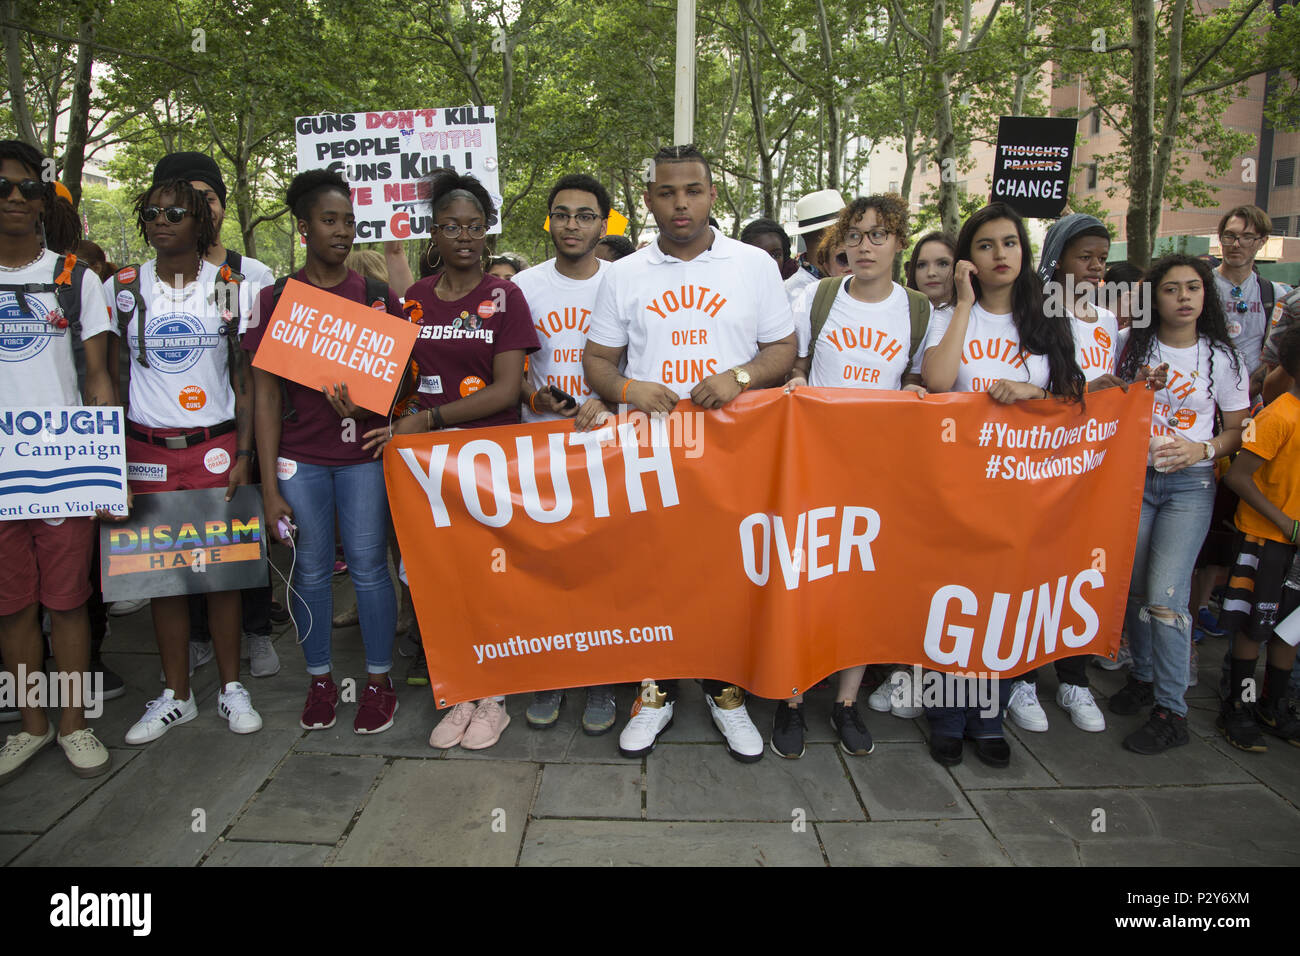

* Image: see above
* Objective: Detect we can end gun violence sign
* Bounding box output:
[386,387,1152,707]
[294,107,501,242]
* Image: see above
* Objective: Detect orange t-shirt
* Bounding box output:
[1235,392,1300,543]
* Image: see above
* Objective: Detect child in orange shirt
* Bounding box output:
[1221,326,1300,751]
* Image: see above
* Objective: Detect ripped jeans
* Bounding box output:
[1124,464,1216,716]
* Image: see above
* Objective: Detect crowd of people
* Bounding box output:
[1,136,1298,788]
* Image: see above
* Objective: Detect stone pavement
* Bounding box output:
[4,574,1300,867]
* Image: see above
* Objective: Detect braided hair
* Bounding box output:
[134,179,217,256]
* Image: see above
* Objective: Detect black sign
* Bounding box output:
[100,486,267,601]
[990,116,1078,219]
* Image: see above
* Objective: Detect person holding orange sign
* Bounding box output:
[245,169,405,737]
[363,169,539,752]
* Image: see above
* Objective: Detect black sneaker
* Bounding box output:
[770,701,806,758]
[90,655,126,702]
[1108,676,1154,716]
[1123,706,1189,755]
[1217,700,1266,752]
[831,702,874,756]
[269,600,290,625]
[966,734,1010,768]
[929,735,962,766]
[405,647,429,686]
[1258,697,1300,747]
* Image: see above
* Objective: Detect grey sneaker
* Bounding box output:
[582,685,617,736]
[526,689,564,729]
[159,640,213,683]
[243,633,280,678]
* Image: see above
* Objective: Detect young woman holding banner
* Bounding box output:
[1112,254,1247,754]
[921,202,1086,768]
[362,169,538,752]
[244,169,404,736]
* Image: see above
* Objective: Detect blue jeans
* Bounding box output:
[1125,465,1216,716]
[925,674,1013,738]
[277,458,396,675]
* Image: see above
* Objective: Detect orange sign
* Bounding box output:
[252,278,418,414]
[386,387,1153,707]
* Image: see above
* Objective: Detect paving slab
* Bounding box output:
[533,763,643,819]
[0,834,36,866]
[843,742,976,820]
[201,840,333,866]
[0,747,138,833]
[969,784,1300,866]
[519,819,826,866]
[818,820,1011,866]
[442,696,577,763]
[334,759,535,866]
[939,730,1059,790]
[228,753,386,844]
[292,681,447,759]
[14,720,302,867]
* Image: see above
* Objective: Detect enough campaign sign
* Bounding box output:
[294,106,501,242]
[100,485,267,601]
[252,279,419,415]
[387,387,1152,707]
[0,406,127,520]
[990,115,1079,219]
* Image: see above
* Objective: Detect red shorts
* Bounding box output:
[0,516,95,615]
[126,425,238,495]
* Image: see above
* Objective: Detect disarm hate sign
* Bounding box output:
[252,279,418,415]
[990,116,1079,219]
[294,107,501,242]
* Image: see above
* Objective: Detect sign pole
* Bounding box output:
[674,0,696,145]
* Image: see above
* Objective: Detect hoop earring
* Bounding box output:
[424,243,439,269]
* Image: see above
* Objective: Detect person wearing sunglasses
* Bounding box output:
[103,176,262,745]
[0,140,115,784]
[362,169,539,751]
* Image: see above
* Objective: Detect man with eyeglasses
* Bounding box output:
[1214,205,1283,399]
[512,173,622,735]
[584,145,796,763]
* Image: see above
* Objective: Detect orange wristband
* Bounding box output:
[529,390,540,413]
[621,379,632,403]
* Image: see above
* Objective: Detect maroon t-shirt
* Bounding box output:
[244,269,403,466]
[405,273,539,428]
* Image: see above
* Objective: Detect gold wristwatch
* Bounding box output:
[731,367,752,391]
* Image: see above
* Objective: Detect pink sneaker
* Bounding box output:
[461,699,510,750]
[300,677,339,730]
[354,678,398,734]
[429,701,476,749]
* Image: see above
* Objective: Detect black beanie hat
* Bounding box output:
[152,152,226,208]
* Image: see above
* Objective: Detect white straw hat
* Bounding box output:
[789,189,847,235]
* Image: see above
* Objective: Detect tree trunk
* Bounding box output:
[1126,0,1158,268]
[4,2,39,147]
[1148,0,1188,260]
[814,0,840,189]
[60,2,97,208]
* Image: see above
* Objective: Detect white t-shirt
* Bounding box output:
[512,257,607,423]
[923,302,1051,393]
[0,249,112,406]
[1214,271,1268,377]
[230,253,274,335]
[1137,336,1249,465]
[588,228,795,399]
[1070,306,1119,383]
[795,280,924,389]
[104,260,236,429]
[784,267,816,306]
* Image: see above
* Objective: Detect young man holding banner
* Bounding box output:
[582,145,796,762]
[514,173,618,735]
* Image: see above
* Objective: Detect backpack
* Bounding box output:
[0,251,96,390]
[266,273,390,420]
[806,277,931,369]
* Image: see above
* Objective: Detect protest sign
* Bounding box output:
[0,407,126,520]
[100,485,267,601]
[990,116,1079,218]
[294,107,501,241]
[386,387,1151,707]
[251,278,418,414]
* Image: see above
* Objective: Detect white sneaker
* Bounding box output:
[158,640,214,683]
[1056,683,1105,732]
[218,682,263,734]
[887,668,924,719]
[867,678,893,713]
[618,683,675,757]
[126,689,198,744]
[242,633,281,677]
[108,599,148,616]
[705,686,764,763]
[1006,680,1049,732]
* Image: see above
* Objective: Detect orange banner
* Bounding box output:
[251,278,418,414]
[386,387,1152,707]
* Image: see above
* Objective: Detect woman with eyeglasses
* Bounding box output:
[363,169,539,752]
[244,169,405,737]
[106,177,262,745]
[776,194,933,761]
[921,202,1087,769]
